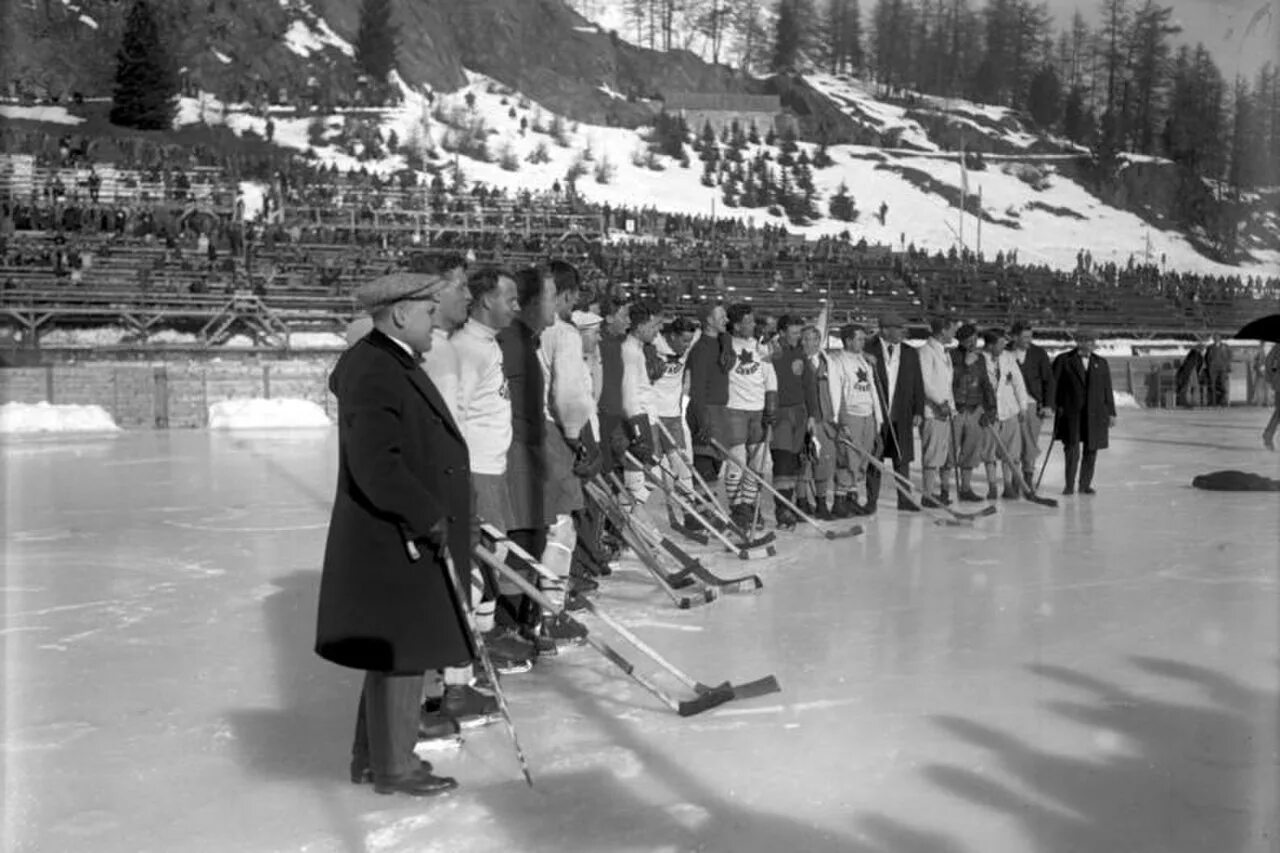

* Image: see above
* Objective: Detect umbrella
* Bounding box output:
[1234,314,1280,342]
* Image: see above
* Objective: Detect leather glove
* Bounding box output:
[1037,405,1049,419]
[567,436,602,480]
[761,406,777,428]
[625,415,654,465]
[979,411,994,429]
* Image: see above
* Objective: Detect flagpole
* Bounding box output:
[958,131,966,253]
[976,185,982,257]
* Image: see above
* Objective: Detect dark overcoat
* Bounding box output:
[866,337,926,463]
[315,329,475,674]
[1052,349,1116,450]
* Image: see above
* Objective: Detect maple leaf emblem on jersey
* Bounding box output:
[737,349,755,366]
[856,368,868,383]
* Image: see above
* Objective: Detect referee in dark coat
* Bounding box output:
[315,272,473,797]
[1051,329,1116,495]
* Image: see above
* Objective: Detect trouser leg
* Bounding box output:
[1079,449,1098,490]
[1063,442,1081,491]
[362,670,425,781]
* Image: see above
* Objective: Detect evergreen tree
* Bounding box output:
[1062,85,1093,142]
[772,0,807,73]
[356,0,397,82]
[109,0,178,131]
[1027,65,1062,127]
[1126,0,1179,154]
[829,181,857,220]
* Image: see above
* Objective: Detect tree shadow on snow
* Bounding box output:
[921,657,1279,853]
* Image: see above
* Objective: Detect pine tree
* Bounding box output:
[773,0,806,73]
[1062,85,1093,142]
[356,0,397,82]
[1126,0,1178,154]
[1027,65,1062,128]
[109,0,179,131]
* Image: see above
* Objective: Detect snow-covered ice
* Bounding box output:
[4,408,1277,852]
[207,398,331,430]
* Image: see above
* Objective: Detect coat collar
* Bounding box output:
[365,328,465,442]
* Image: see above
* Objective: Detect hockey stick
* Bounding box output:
[709,438,863,540]
[837,436,996,522]
[654,419,776,550]
[837,436,967,527]
[620,462,767,590]
[948,415,964,500]
[646,454,776,556]
[472,544,732,717]
[479,537,778,704]
[413,542,532,787]
[985,423,1059,508]
[584,479,718,608]
[1035,434,1054,492]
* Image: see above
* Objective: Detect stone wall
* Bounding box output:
[0,358,338,429]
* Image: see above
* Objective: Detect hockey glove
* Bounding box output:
[978,411,994,429]
[567,436,602,480]
[625,415,655,465]
[761,406,777,429]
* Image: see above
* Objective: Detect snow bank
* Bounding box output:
[0,105,84,125]
[1113,391,1143,409]
[208,398,331,429]
[0,402,121,434]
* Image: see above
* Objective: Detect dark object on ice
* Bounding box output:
[1235,314,1280,343]
[1191,470,1280,491]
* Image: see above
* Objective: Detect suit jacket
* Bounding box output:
[316,329,474,674]
[1052,349,1116,450]
[1205,342,1232,375]
[1017,343,1054,406]
[866,337,925,463]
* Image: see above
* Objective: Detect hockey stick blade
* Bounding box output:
[824,525,864,540]
[1025,493,1060,508]
[670,522,710,546]
[725,674,782,700]
[677,683,736,717]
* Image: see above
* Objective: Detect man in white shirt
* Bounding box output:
[980,328,1031,499]
[918,316,958,505]
[620,301,665,505]
[800,324,840,519]
[451,267,534,671]
[653,317,697,527]
[723,303,778,529]
[832,324,884,516]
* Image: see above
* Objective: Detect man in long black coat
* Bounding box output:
[1051,329,1117,496]
[316,272,473,797]
[865,312,926,512]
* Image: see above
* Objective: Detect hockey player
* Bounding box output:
[800,324,840,519]
[831,324,884,516]
[652,317,698,527]
[619,301,664,505]
[768,315,810,528]
[980,328,1030,499]
[947,324,997,502]
[685,303,733,491]
[1010,321,1054,492]
[596,293,633,476]
[453,267,534,672]
[537,260,597,642]
[723,303,778,529]
[918,316,958,506]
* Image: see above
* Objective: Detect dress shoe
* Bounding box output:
[373,766,458,797]
[896,501,920,512]
[418,708,462,741]
[1080,486,1096,495]
[1062,486,1075,496]
[351,757,432,785]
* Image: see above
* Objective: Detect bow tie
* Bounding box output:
[665,353,682,363]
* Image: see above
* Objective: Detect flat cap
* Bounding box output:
[354,272,448,312]
[879,311,907,329]
[571,310,603,331]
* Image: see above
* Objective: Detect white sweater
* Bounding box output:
[621,335,657,420]
[540,318,594,439]
[985,349,1031,421]
[727,337,777,411]
[651,334,689,419]
[919,337,955,419]
[833,351,883,425]
[420,327,460,421]
[453,318,512,475]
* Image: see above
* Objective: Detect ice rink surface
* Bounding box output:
[4,408,1278,853]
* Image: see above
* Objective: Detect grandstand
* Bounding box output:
[2,153,1277,353]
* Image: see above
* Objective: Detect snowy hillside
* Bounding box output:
[161,68,1278,279]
